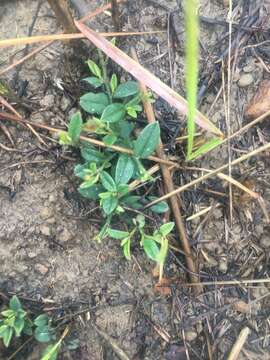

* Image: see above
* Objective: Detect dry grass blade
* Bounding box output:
[145,142,270,210]
[227,327,250,360]
[74,20,223,136]
[0,31,164,48]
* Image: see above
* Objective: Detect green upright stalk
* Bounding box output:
[185,0,199,159]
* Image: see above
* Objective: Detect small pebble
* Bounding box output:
[35,263,49,275]
[260,234,270,248]
[218,259,228,273]
[40,224,51,236]
[40,207,51,220]
[59,228,72,242]
[28,251,37,259]
[238,73,253,87]
[185,330,198,342]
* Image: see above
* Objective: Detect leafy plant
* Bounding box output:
[0,295,29,347]
[108,215,174,280]
[0,295,68,360]
[59,56,173,276]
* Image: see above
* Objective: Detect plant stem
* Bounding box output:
[98,49,112,103]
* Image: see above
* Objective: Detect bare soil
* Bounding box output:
[0,0,270,359]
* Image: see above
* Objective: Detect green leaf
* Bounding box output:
[126,106,137,118]
[101,103,126,123]
[117,184,129,195]
[110,74,118,94]
[59,131,72,146]
[114,81,139,98]
[34,314,49,327]
[41,343,60,360]
[122,239,131,260]
[0,325,9,337]
[143,237,160,262]
[14,317,25,337]
[122,195,141,210]
[23,318,33,336]
[80,146,105,163]
[107,229,129,239]
[187,137,223,161]
[100,171,116,192]
[68,112,82,143]
[157,237,168,264]
[102,196,118,215]
[119,120,134,138]
[9,296,22,311]
[115,154,135,184]
[2,326,13,347]
[83,76,103,88]
[134,123,160,158]
[159,222,175,236]
[79,175,99,189]
[34,325,52,343]
[87,59,102,79]
[185,0,199,158]
[103,134,117,145]
[148,198,169,213]
[1,310,14,318]
[78,184,103,200]
[80,93,109,115]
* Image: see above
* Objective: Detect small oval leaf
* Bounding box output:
[82,76,103,88]
[115,154,135,184]
[114,81,139,98]
[68,112,82,143]
[134,123,160,158]
[143,237,160,262]
[100,171,116,192]
[101,103,126,123]
[80,92,109,115]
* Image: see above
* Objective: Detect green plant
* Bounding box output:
[59,56,173,275]
[108,215,174,280]
[0,295,67,360]
[184,0,222,160]
[0,295,30,347]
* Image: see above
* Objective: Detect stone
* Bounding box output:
[40,94,55,108]
[185,329,198,342]
[60,96,71,111]
[238,73,253,88]
[59,228,72,242]
[28,251,37,259]
[48,194,56,203]
[40,224,51,236]
[260,234,270,248]
[35,263,49,275]
[40,207,51,220]
[218,259,228,273]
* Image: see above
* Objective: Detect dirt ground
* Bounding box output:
[0,0,270,359]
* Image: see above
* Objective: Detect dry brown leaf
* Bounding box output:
[245,79,270,119]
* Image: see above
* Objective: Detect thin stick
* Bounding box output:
[227,1,233,225]
[227,327,250,360]
[145,142,270,208]
[0,31,164,49]
[0,112,177,167]
[0,97,46,146]
[47,0,77,33]
[177,278,270,287]
[131,48,202,290]
[111,0,121,32]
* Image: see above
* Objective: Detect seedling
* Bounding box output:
[59,55,173,278]
[0,295,70,360]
